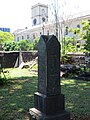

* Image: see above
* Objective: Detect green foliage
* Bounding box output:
[33,38,39,50]
[0,29,39,51]
[68,27,73,32]
[0,30,39,51]
[15,39,33,51]
[3,41,16,51]
[0,66,8,85]
[3,38,39,51]
[0,77,7,85]
[0,31,14,44]
[67,20,90,53]
[81,21,89,30]
[61,54,73,64]
[74,28,80,34]
[63,37,77,54]
[81,20,90,52]
[84,30,90,52]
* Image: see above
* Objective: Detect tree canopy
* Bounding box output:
[3,38,39,51]
[65,20,90,53]
[0,31,14,44]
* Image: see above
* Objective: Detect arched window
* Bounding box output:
[77,24,80,28]
[42,17,45,22]
[27,35,29,39]
[22,36,24,39]
[65,26,68,35]
[33,18,37,25]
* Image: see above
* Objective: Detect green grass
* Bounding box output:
[0,68,37,120]
[0,68,90,120]
[61,79,90,120]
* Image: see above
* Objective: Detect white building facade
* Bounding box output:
[14,3,90,43]
[31,3,48,26]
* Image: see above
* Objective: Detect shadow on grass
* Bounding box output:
[0,75,38,120]
[61,79,90,120]
[0,75,90,120]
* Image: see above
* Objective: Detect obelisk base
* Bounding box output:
[29,108,70,120]
[29,92,70,120]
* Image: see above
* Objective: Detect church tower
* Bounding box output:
[31,3,48,26]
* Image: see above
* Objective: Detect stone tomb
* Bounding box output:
[29,35,70,120]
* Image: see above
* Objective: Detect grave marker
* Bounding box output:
[29,35,70,120]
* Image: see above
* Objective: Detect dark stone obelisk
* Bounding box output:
[29,35,70,120]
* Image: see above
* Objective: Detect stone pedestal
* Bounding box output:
[29,35,70,120]
[29,92,70,120]
[34,92,64,115]
[30,108,70,120]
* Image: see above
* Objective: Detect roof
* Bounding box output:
[31,3,48,9]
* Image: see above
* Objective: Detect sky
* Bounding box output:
[0,0,90,33]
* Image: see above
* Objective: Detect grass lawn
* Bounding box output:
[0,68,90,120]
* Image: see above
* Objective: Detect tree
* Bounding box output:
[63,36,77,53]
[3,41,16,51]
[3,38,39,51]
[14,40,33,51]
[67,20,90,53]
[33,38,39,50]
[0,31,14,44]
[83,20,90,52]
[48,0,59,39]
[49,0,79,54]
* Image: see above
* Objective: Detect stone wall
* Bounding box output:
[22,51,38,62]
[0,52,19,68]
[0,51,38,68]
[67,53,90,67]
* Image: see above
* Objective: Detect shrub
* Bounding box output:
[61,54,73,64]
[0,67,6,85]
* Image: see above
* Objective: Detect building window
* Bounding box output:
[33,18,37,25]
[40,32,42,35]
[17,37,19,41]
[65,26,68,35]
[33,34,36,39]
[42,17,45,23]
[42,9,45,15]
[22,36,24,39]
[47,30,49,35]
[77,24,80,28]
[27,35,29,39]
